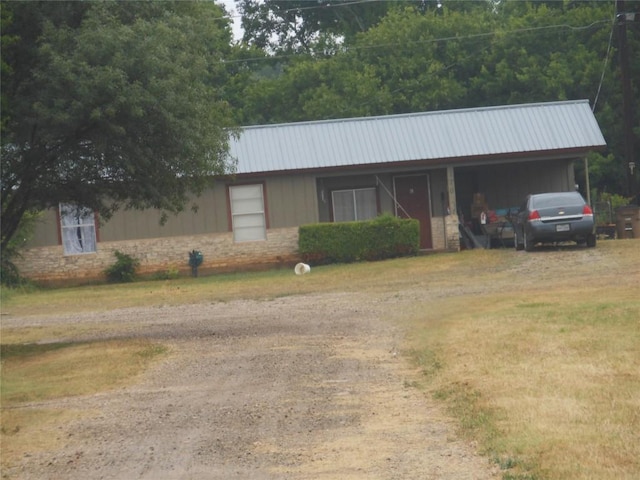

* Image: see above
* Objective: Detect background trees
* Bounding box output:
[229,0,638,198]
[237,0,397,53]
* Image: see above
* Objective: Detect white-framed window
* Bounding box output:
[229,184,267,242]
[59,203,97,255]
[332,187,377,222]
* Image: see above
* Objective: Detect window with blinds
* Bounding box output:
[229,184,267,242]
[332,188,377,222]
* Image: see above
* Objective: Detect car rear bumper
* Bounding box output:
[527,218,594,243]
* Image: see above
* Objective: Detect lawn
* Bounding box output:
[2,240,639,479]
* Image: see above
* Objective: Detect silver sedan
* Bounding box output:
[513,192,596,251]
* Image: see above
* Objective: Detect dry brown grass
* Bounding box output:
[405,244,640,479]
[2,240,639,479]
[0,340,168,466]
[0,249,478,318]
[0,408,83,468]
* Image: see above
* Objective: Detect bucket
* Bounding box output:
[294,263,311,275]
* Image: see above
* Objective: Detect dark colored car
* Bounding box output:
[513,192,596,251]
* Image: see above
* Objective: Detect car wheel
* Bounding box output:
[514,230,524,251]
[524,231,534,252]
[586,233,597,248]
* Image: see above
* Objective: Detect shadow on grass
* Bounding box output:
[0,341,80,359]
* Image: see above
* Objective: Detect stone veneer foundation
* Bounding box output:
[14,227,302,285]
[14,217,461,285]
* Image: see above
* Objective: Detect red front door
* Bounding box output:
[394,175,432,249]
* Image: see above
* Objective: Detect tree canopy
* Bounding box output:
[229,0,639,198]
[1,1,239,251]
[237,0,397,53]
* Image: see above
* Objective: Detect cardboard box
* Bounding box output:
[472,193,486,205]
[471,204,489,219]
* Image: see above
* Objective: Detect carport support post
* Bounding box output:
[446,167,457,215]
[445,167,460,251]
[583,156,591,205]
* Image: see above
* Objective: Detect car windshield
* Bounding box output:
[531,193,583,209]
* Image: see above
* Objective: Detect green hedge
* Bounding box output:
[298,214,420,265]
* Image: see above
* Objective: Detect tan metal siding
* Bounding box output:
[25,176,317,247]
[429,170,449,216]
[456,159,575,216]
[265,175,318,228]
[27,210,60,247]
[375,173,395,214]
[476,160,574,207]
[316,174,380,222]
[98,187,229,242]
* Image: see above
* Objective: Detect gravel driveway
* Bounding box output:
[7,243,634,479]
[3,290,501,479]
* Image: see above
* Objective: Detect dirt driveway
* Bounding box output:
[2,278,508,480]
[2,240,638,480]
[11,241,633,480]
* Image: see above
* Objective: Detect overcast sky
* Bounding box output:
[219,0,243,41]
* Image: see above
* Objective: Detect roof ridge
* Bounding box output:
[239,99,591,130]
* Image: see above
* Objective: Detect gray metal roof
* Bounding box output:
[228,100,606,175]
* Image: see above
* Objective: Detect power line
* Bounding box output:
[592,1,617,112]
[218,17,611,65]
[274,0,391,14]
[234,0,410,17]
[216,0,391,24]
[352,20,610,52]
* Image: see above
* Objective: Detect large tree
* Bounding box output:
[1,1,238,252]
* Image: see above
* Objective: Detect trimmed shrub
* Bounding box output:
[299,214,420,265]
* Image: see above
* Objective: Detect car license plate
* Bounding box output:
[556,224,570,232]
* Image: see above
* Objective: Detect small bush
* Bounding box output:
[104,250,140,283]
[1,210,42,288]
[594,190,632,209]
[1,258,24,288]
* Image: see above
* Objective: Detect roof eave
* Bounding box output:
[233,144,606,178]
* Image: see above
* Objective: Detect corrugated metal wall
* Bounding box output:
[26,160,573,249]
[27,175,319,247]
[99,188,228,242]
[27,210,59,248]
[455,159,576,218]
[265,175,318,228]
